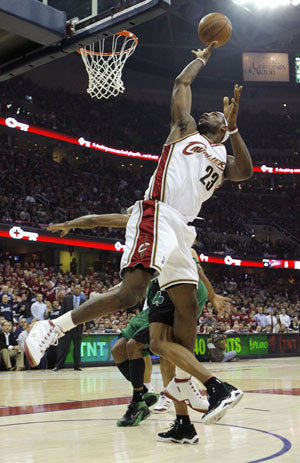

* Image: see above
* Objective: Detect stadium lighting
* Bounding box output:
[233,0,299,7]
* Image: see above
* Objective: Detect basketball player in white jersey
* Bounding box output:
[25,41,252,426]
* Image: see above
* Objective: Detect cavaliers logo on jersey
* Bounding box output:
[182,141,226,171]
[182,141,207,156]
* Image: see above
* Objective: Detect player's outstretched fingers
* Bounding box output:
[206,40,218,50]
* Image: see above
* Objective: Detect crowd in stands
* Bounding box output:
[2,77,300,157]
[0,78,300,259]
[198,272,300,335]
[1,144,299,259]
[1,256,300,370]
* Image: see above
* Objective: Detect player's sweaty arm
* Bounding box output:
[223,84,253,181]
[192,248,231,313]
[47,213,130,237]
[166,41,218,142]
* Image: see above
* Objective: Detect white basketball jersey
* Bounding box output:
[144,131,227,220]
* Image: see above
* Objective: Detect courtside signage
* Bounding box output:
[65,333,300,365]
[0,117,299,173]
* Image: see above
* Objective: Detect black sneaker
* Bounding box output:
[143,391,158,408]
[157,420,198,444]
[223,382,243,408]
[202,382,243,425]
[117,401,150,427]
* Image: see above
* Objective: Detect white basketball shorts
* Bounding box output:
[120,199,198,290]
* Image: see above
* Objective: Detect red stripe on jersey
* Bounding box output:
[151,144,171,200]
[129,200,156,270]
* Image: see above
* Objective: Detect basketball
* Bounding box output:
[198,12,232,48]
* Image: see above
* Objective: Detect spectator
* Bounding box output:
[0,294,13,322]
[70,258,77,275]
[50,300,61,319]
[112,320,121,334]
[43,281,57,303]
[17,291,32,319]
[278,323,288,334]
[30,293,49,320]
[103,319,115,333]
[254,325,263,333]
[265,310,277,333]
[17,320,30,351]
[202,311,216,328]
[253,307,267,328]
[0,285,12,303]
[279,308,291,329]
[0,320,24,370]
[14,317,27,338]
[291,316,299,332]
[264,324,273,334]
[53,285,84,371]
[89,285,101,299]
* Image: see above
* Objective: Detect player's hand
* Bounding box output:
[223,84,243,127]
[211,294,232,314]
[47,223,70,237]
[192,41,218,63]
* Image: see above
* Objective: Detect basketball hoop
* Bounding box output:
[77,30,138,100]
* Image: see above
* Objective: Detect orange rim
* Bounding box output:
[77,30,138,57]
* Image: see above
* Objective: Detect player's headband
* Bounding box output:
[217,111,229,144]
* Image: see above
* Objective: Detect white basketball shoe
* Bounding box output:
[25,320,64,367]
[165,377,209,413]
[153,392,173,414]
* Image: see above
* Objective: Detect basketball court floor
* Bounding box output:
[1,357,299,463]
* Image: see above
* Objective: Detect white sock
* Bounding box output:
[144,382,154,392]
[53,312,76,332]
[175,367,191,380]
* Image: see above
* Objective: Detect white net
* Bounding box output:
[79,31,138,100]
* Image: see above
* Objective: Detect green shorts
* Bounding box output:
[120,308,150,357]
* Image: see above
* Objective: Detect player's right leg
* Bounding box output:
[25,268,152,367]
[167,283,243,424]
[156,355,198,444]
[157,401,199,445]
[148,322,202,444]
[117,338,150,427]
[149,321,209,414]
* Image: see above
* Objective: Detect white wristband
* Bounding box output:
[229,128,239,135]
[196,57,206,66]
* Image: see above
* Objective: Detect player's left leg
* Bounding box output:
[149,319,210,412]
[117,338,150,427]
[111,336,131,382]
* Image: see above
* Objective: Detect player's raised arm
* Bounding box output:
[168,41,217,141]
[47,213,130,237]
[223,84,253,181]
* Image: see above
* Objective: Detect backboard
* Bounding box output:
[0,0,170,81]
